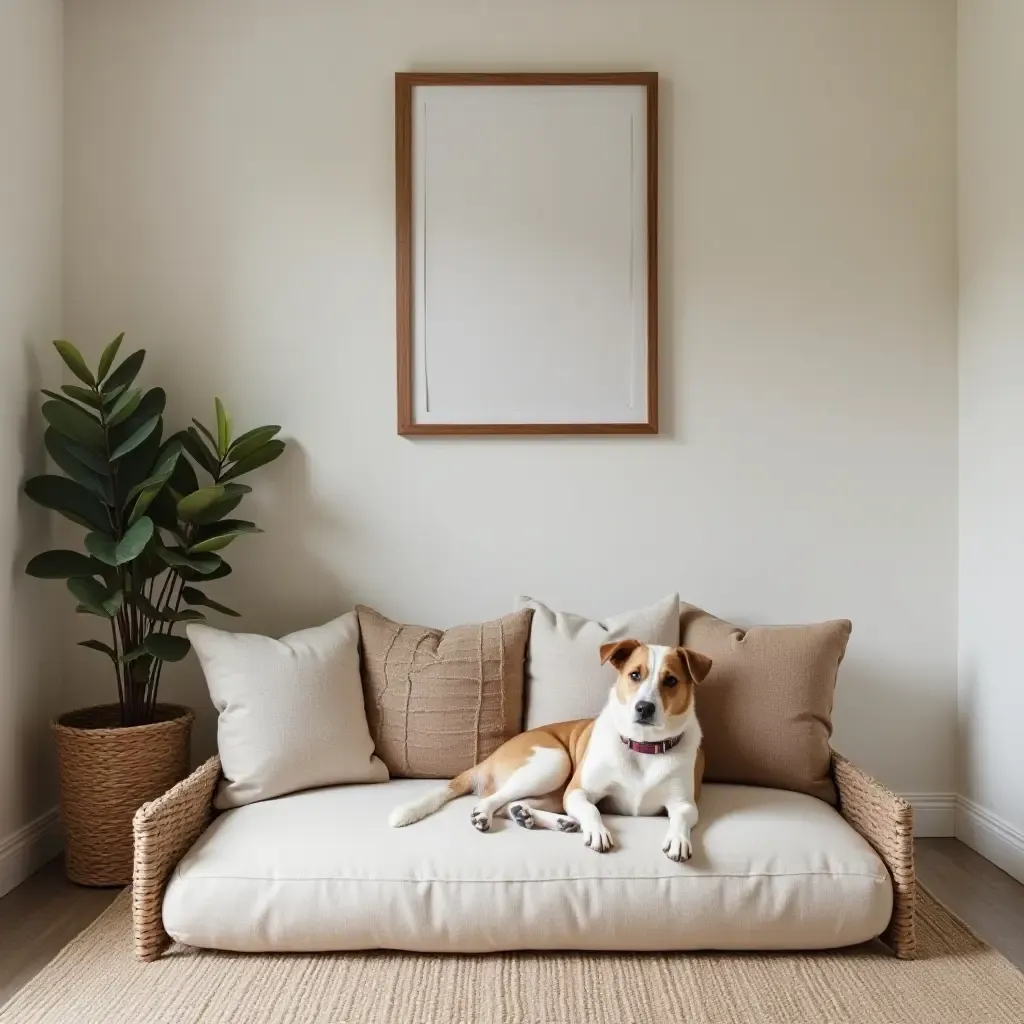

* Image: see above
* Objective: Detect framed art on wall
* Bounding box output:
[395,72,659,435]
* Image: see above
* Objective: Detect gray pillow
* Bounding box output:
[516,594,680,729]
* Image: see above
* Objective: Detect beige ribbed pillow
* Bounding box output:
[679,603,852,804]
[356,605,532,778]
[517,594,680,729]
[188,613,388,810]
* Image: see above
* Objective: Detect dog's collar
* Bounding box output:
[620,732,683,755]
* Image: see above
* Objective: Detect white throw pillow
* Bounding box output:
[188,613,388,809]
[516,594,680,729]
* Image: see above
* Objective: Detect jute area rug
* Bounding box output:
[1,889,1022,1024]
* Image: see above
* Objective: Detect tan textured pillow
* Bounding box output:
[357,606,532,778]
[679,603,852,804]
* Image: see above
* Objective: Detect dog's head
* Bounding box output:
[599,639,712,740]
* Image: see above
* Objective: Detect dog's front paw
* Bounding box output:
[662,832,692,862]
[583,825,614,853]
[470,805,492,832]
[509,803,534,829]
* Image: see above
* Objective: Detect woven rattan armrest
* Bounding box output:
[832,750,916,959]
[132,755,221,961]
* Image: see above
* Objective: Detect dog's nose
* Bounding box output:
[634,700,656,723]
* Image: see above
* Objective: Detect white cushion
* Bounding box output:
[163,781,893,953]
[517,594,680,729]
[188,613,388,809]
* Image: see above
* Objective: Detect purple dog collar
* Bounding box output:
[620,733,683,755]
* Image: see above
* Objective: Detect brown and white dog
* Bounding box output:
[389,639,712,861]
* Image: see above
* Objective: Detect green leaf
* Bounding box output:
[61,385,102,409]
[228,425,281,460]
[110,414,159,460]
[102,348,145,395]
[25,550,103,579]
[180,432,218,479]
[106,387,142,426]
[182,427,220,477]
[44,428,108,475]
[176,486,226,521]
[101,383,128,406]
[41,400,105,449]
[192,418,219,453]
[53,340,96,386]
[220,440,285,482]
[78,639,117,661]
[67,576,112,614]
[75,602,108,618]
[126,443,181,502]
[114,419,163,505]
[144,634,191,662]
[154,543,223,575]
[24,475,110,533]
[84,532,119,566]
[42,430,112,502]
[191,492,243,525]
[175,559,232,582]
[190,519,261,554]
[166,442,198,495]
[115,517,154,563]
[122,387,165,428]
[41,389,89,413]
[214,398,231,458]
[126,443,182,525]
[96,332,125,382]
[133,593,204,624]
[103,589,124,616]
[181,586,240,616]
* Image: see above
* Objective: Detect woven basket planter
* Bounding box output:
[52,704,194,887]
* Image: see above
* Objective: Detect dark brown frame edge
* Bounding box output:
[396,71,659,436]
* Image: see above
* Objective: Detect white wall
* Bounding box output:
[956,0,1024,879]
[0,0,64,895]
[63,0,959,798]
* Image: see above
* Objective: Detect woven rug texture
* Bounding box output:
[1,888,1022,1023]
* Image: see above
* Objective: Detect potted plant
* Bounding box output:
[24,335,284,885]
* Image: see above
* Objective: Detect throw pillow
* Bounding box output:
[516,594,680,729]
[679,603,852,803]
[356,605,532,778]
[188,613,388,810]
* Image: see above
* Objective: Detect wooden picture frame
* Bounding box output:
[396,72,659,436]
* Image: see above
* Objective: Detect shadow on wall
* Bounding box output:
[6,340,61,825]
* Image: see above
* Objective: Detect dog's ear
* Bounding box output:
[676,647,712,684]
[600,638,641,668]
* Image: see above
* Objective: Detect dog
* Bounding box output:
[389,639,712,861]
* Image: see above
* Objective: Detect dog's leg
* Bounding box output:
[662,798,698,862]
[564,789,613,852]
[470,747,570,833]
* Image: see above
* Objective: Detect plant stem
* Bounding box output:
[110,617,124,725]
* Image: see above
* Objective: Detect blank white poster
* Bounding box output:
[412,85,648,425]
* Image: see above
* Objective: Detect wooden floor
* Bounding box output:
[0,840,1021,1009]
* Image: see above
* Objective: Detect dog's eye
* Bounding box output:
[663,675,678,688]
[629,670,642,682]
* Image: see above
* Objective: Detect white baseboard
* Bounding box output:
[955,797,1024,885]
[0,806,62,898]
[900,793,956,837]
